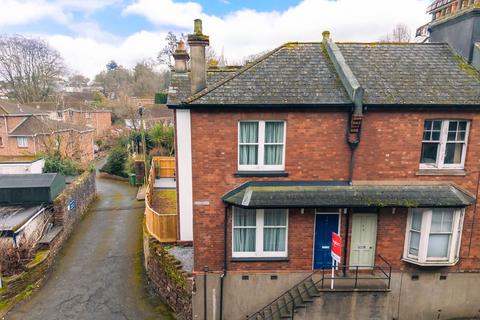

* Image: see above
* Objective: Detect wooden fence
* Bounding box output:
[145,158,177,242]
[152,156,176,178]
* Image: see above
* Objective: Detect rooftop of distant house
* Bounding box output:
[0,101,49,116]
[9,116,94,136]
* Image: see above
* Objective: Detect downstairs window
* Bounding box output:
[232,207,288,258]
[404,208,464,266]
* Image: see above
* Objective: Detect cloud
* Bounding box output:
[0,0,67,27]
[47,31,167,78]
[124,0,431,62]
[122,0,204,29]
[0,0,120,27]
[9,0,432,77]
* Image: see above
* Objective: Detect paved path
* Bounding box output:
[7,173,174,320]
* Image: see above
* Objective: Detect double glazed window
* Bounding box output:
[232,207,288,258]
[405,208,463,265]
[420,120,469,169]
[238,121,285,171]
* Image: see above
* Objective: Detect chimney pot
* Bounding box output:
[194,19,203,35]
[173,40,189,73]
[322,31,331,41]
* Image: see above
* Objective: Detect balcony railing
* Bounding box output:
[145,157,177,242]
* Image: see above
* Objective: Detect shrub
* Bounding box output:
[100,147,128,177]
[43,154,82,176]
[154,92,168,104]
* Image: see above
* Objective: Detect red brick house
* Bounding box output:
[0,102,95,163]
[168,20,480,320]
[52,107,112,138]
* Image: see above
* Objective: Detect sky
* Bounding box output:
[0,0,432,79]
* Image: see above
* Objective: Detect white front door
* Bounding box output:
[349,214,377,267]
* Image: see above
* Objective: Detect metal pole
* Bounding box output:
[204,266,209,320]
[138,106,148,186]
[354,266,358,289]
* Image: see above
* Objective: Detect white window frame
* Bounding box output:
[232,207,289,258]
[420,120,470,170]
[17,136,28,148]
[238,120,286,171]
[403,208,464,266]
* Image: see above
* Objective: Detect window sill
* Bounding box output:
[402,257,458,267]
[234,171,288,177]
[416,169,466,176]
[231,257,289,262]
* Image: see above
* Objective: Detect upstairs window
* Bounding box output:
[404,208,464,266]
[420,120,469,169]
[17,136,28,148]
[238,121,285,171]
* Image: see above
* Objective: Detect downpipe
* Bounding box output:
[219,205,228,320]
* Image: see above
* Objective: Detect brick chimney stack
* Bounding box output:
[187,19,209,94]
[173,40,189,73]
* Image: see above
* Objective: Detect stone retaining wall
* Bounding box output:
[143,232,193,320]
[1,171,96,313]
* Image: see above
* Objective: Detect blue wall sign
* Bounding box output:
[69,199,75,211]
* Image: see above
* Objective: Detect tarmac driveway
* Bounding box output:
[6,173,174,320]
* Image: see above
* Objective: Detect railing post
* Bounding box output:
[321,267,325,289]
[354,266,358,289]
[388,266,392,289]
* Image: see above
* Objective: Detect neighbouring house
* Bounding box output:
[57,107,112,138]
[0,102,95,163]
[34,93,113,138]
[0,156,45,174]
[0,173,65,248]
[166,19,480,320]
[418,0,480,69]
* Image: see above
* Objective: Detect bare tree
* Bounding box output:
[381,24,412,43]
[0,35,65,103]
[157,32,186,68]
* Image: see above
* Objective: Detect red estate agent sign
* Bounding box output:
[331,232,342,263]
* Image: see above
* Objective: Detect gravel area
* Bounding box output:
[168,246,194,274]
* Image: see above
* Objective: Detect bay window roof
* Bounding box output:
[222,181,475,209]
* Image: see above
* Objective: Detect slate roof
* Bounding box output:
[171,42,480,107]
[9,116,94,136]
[337,43,480,105]
[222,181,475,208]
[167,68,240,105]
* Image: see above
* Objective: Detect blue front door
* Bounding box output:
[313,214,339,269]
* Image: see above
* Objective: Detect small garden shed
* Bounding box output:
[0,173,66,204]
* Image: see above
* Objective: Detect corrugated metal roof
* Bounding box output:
[0,204,44,232]
[222,181,475,208]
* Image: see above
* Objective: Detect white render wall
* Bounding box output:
[176,109,193,241]
[0,159,45,174]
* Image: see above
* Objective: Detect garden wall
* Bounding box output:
[143,232,193,320]
[0,171,96,314]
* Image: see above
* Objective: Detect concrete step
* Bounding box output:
[37,226,63,249]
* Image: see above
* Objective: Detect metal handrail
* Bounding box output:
[247,255,392,319]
